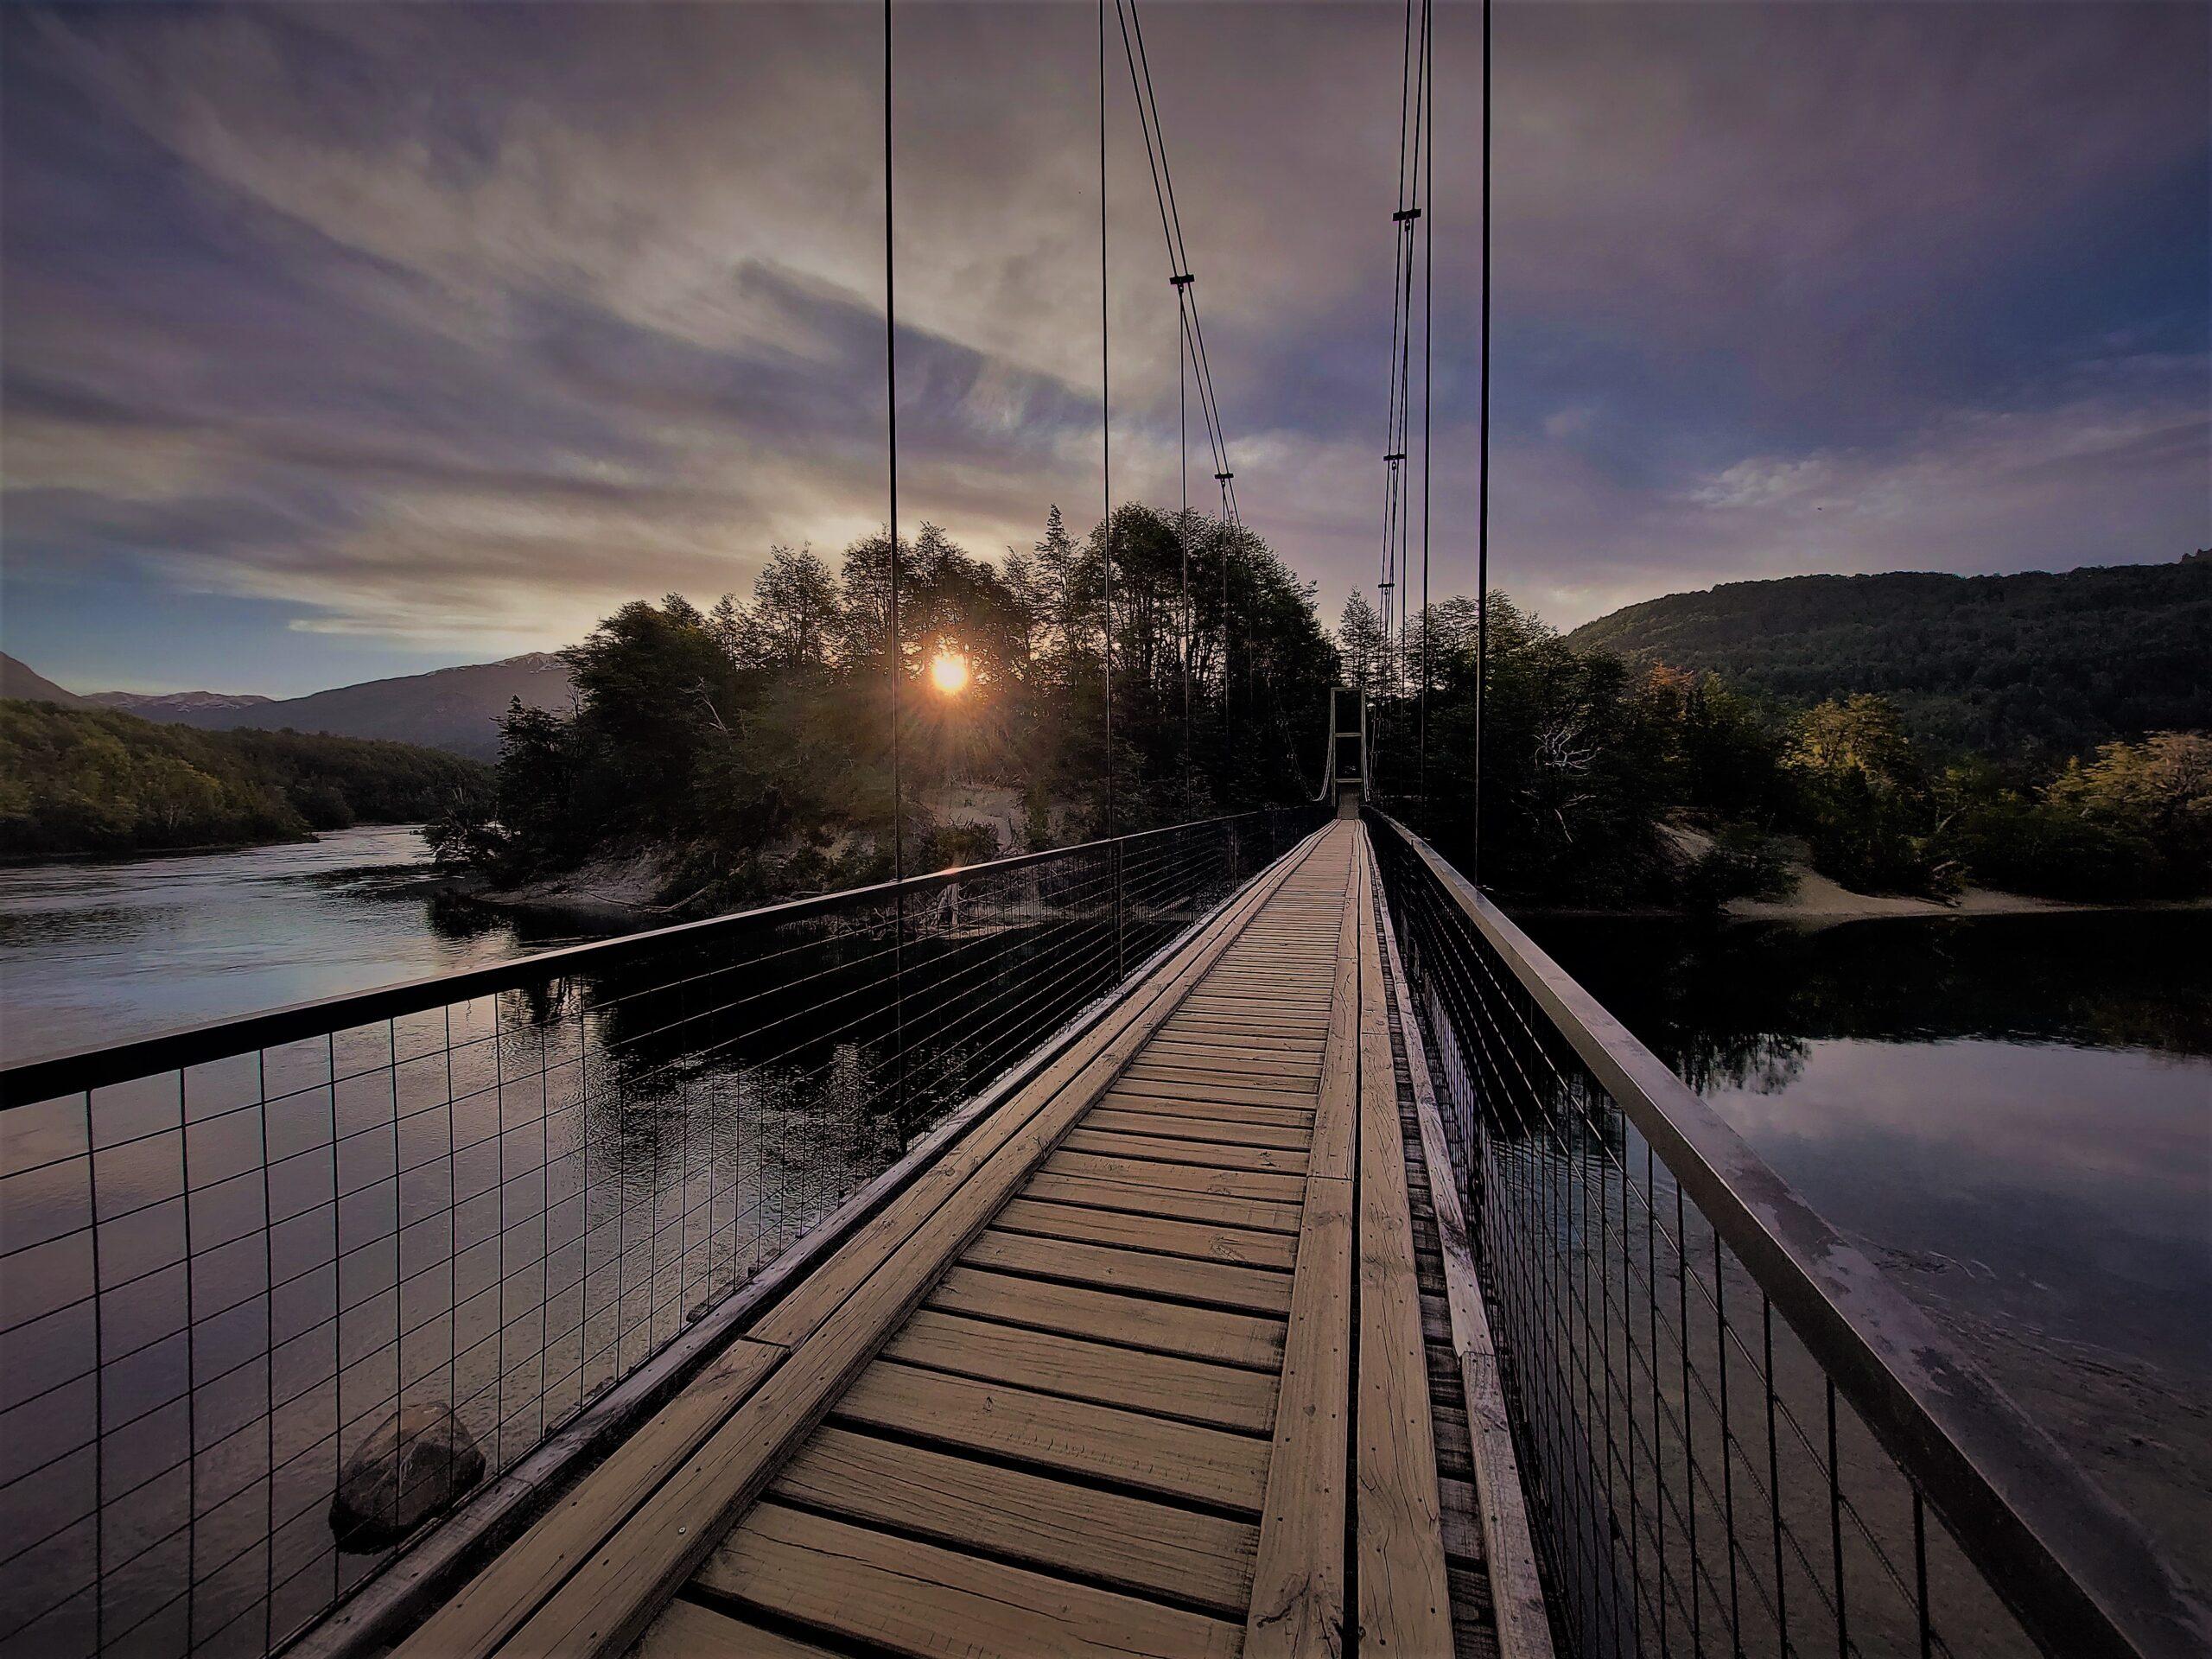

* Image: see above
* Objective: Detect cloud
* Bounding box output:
[1,0,2204,688]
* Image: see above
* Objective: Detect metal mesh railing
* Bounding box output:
[1366,809,2208,1659]
[0,807,1321,1659]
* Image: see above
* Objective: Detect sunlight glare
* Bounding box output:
[930,651,969,695]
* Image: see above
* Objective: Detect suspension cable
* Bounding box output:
[882,0,906,1121]
[1475,0,1491,881]
[1115,0,1239,529]
[1377,0,1430,800]
[1099,0,1116,846]
[1418,0,1433,830]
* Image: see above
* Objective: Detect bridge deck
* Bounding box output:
[392,823,1543,1659]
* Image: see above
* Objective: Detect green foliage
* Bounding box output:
[1389,594,1681,905]
[1563,558,2212,761]
[432,508,1338,904]
[0,701,489,859]
[1359,594,2209,906]
[1680,825,1799,909]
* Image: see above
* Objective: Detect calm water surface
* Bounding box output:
[0,827,613,1061]
[1526,909,2212,1587]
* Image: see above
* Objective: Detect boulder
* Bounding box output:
[328,1403,485,1551]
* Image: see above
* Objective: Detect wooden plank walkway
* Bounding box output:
[391,822,1546,1659]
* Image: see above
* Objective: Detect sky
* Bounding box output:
[2,0,2205,698]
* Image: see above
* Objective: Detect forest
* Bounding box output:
[0,702,489,859]
[428,505,1338,906]
[438,504,2209,913]
[1563,556,2212,760]
[1343,586,2212,906]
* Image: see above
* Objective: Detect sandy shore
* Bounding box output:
[1726,861,2211,925]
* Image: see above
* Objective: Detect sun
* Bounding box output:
[929,650,969,695]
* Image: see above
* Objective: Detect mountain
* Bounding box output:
[3,652,574,760]
[86,689,276,717]
[1565,556,2212,759]
[0,652,92,708]
[130,653,575,760]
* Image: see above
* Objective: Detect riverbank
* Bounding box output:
[1726,858,2212,925]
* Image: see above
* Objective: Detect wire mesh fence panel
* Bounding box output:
[0,807,1322,1659]
[1367,809,2206,1659]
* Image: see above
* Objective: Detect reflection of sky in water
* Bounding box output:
[0,826,594,1061]
[1705,1037,2210,1376]
[1529,910,2212,1586]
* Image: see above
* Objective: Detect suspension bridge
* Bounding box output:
[2,1,2208,1656]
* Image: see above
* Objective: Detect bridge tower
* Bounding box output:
[1325,685,1368,818]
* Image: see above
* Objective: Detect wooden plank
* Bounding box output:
[1021,1168,1305,1236]
[1047,1147,1307,1203]
[1180,997,1332,1019]
[927,1263,1285,1370]
[1147,1036,1328,1065]
[635,1597,842,1659]
[1163,1016,1337,1041]
[1086,1108,1313,1149]
[1374,839,1556,1659]
[965,1226,1295,1314]
[477,832,1328,1658]
[1132,1042,1323,1067]
[1306,823,1363,1185]
[1106,1075,1327,1111]
[1354,836,1455,1659]
[830,1362,1272,1513]
[1062,1126,1311,1175]
[699,1503,1243,1659]
[769,1425,1260,1615]
[1154,1021,1329,1044]
[391,1337,786,1659]
[1243,1173,1351,1659]
[1439,1474,1486,1565]
[1185,996,1325,1010]
[1099,1090,1317,1128]
[1120,1069,1321,1098]
[1243,836,1360,1659]
[885,1308,1278,1432]
[995,1193,1299,1269]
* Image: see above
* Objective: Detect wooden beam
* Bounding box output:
[1244,840,1362,1659]
[1351,834,1455,1658]
[1371,836,1557,1659]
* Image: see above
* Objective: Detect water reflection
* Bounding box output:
[0,827,629,1062]
[1524,908,2212,1590]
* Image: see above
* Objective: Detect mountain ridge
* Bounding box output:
[0,651,573,760]
[1564,557,2212,758]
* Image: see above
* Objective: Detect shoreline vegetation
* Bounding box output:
[431,515,2203,918]
[0,701,487,861]
[7,531,2203,913]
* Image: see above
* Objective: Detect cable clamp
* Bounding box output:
[1393,207,1423,223]
[1384,452,1407,462]
[1215,471,1234,481]
[1170,273,1195,288]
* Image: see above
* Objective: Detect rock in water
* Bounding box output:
[328,1404,484,1550]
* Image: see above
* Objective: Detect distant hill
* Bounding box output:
[86,688,276,718]
[0,701,487,860]
[0,652,91,709]
[4,652,575,760]
[1565,557,2212,759]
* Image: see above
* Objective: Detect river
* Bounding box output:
[2,833,2205,1596]
[0,825,614,1061]
[1526,907,2212,1592]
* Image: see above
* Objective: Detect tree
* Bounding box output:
[1338,593,1387,695]
[730,546,840,677]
